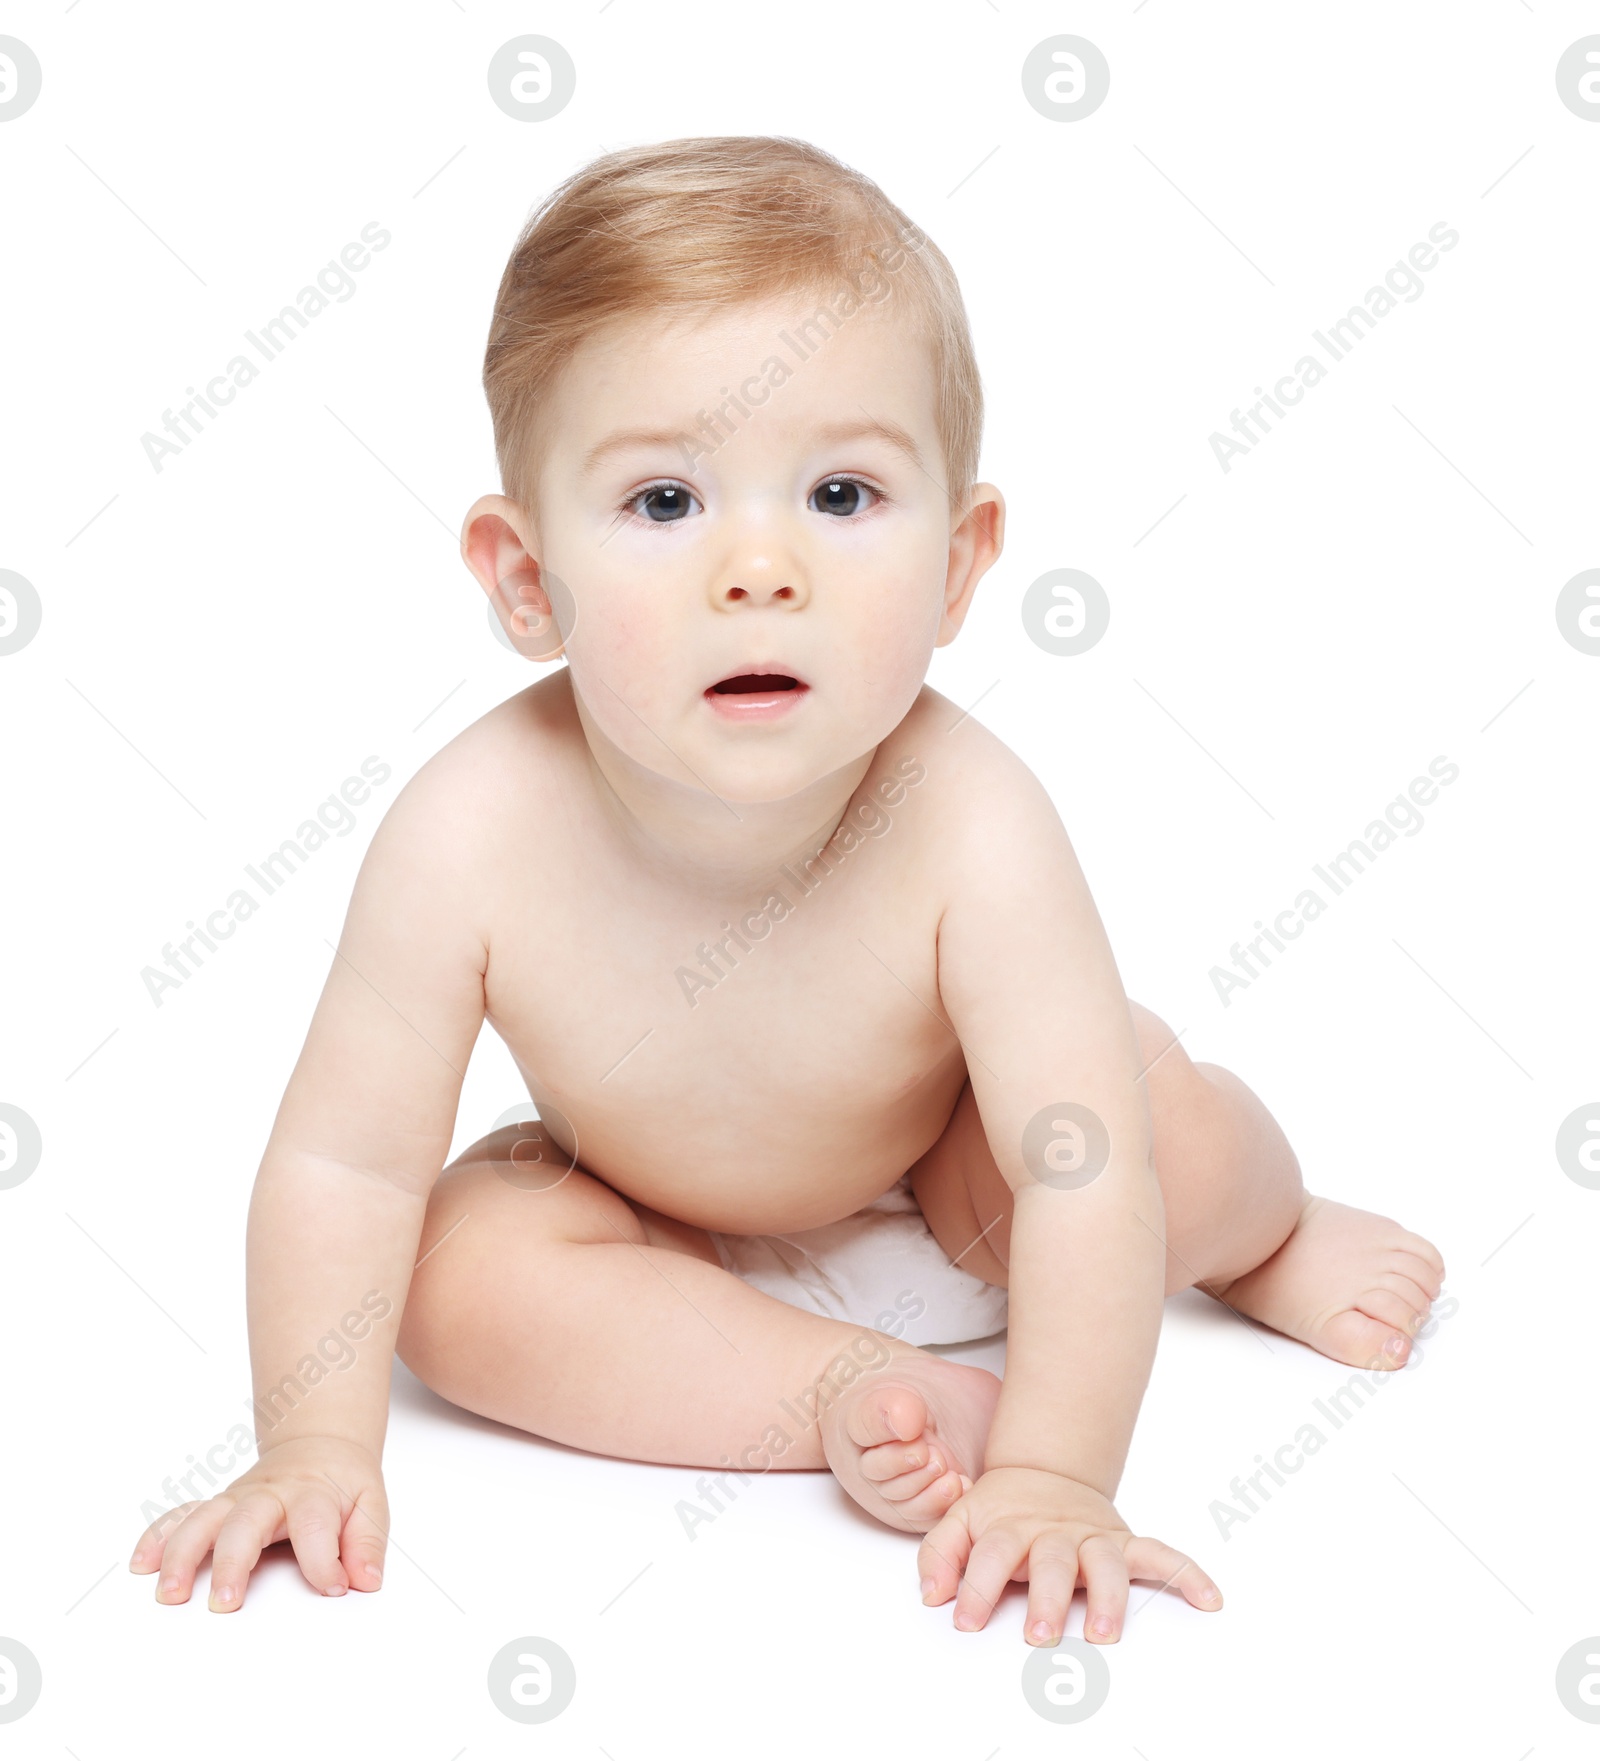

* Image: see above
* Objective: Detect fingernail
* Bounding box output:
[1386,1335,1406,1358]
[158,1578,179,1599]
[325,1583,347,1597]
[368,1567,382,1587]
[954,1611,977,1631]
[1201,1586,1220,1603]
[920,1576,935,1602]
[131,1549,146,1565]
[1092,1616,1112,1637]
[209,1585,236,1609]
[1030,1619,1052,1641]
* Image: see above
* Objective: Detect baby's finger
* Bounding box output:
[339,1497,388,1593]
[129,1501,203,1574]
[1123,1535,1222,1610]
[207,1493,285,1612]
[917,1505,974,1607]
[1078,1534,1130,1643]
[1021,1540,1081,1646]
[153,1500,234,1604]
[285,1488,350,1597]
[952,1528,1028,1633]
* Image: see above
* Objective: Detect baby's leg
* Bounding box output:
[913,1003,1445,1369]
[397,1124,1000,1533]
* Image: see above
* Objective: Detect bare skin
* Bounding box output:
[128,289,1444,1645]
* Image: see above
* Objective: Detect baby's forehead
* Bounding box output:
[561,294,935,421]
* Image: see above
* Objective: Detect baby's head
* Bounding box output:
[463,136,1003,805]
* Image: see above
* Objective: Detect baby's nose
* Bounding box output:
[714,552,806,606]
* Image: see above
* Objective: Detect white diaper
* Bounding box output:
[705,1174,1009,1348]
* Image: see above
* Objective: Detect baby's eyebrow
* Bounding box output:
[579,426,692,477]
[576,416,924,478]
[810,417,924,470]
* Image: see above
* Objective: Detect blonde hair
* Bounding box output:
[482,135,983,519]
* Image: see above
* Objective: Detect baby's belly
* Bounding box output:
[533,1062,969,1236]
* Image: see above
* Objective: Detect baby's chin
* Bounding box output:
[691,713,922,807]
[683,744,876,809]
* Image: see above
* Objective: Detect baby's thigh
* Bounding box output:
[400,1124,719,1361]
[908,1077,1012,1286]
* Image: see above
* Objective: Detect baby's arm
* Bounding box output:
[918,745,1220,1640]
[129,768,489,1610]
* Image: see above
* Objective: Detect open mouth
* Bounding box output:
[710,672,803,695]
[703,669,809,719]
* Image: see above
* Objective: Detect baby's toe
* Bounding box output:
[872,1448,952,1504]
[891,1467,969,1526]
[1375,1268,1434,1319]
[844,1381,930,1451]
[1357,1286,1427,1337]
[1324,1305,1413,1369]
[858,1436,931,1484]
[1393,1243,1444,1297]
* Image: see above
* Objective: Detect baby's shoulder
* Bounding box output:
[885,687,1071,898]
[368,673,574,855]
[895,684,1057,817]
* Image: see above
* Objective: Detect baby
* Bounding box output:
[129,136,1444,1645]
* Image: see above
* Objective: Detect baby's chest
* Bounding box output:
[480,848,964,1212]
[495,860,944,1096]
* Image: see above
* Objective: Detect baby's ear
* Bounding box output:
[462,495,569,662]
[937,483,1005,646]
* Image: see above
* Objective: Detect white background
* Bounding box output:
[2,1,1597,1754]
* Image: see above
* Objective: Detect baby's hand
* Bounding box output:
[916,1466,1221,1645]
[129,1435,388,1612]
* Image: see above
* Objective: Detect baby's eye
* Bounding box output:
[809,476,880,518]
[628,482,700,523]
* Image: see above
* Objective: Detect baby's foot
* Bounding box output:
[818,1348,1001,1534]
[1208,1194,1445,1370]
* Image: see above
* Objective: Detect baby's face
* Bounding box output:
[522,295,999,805]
